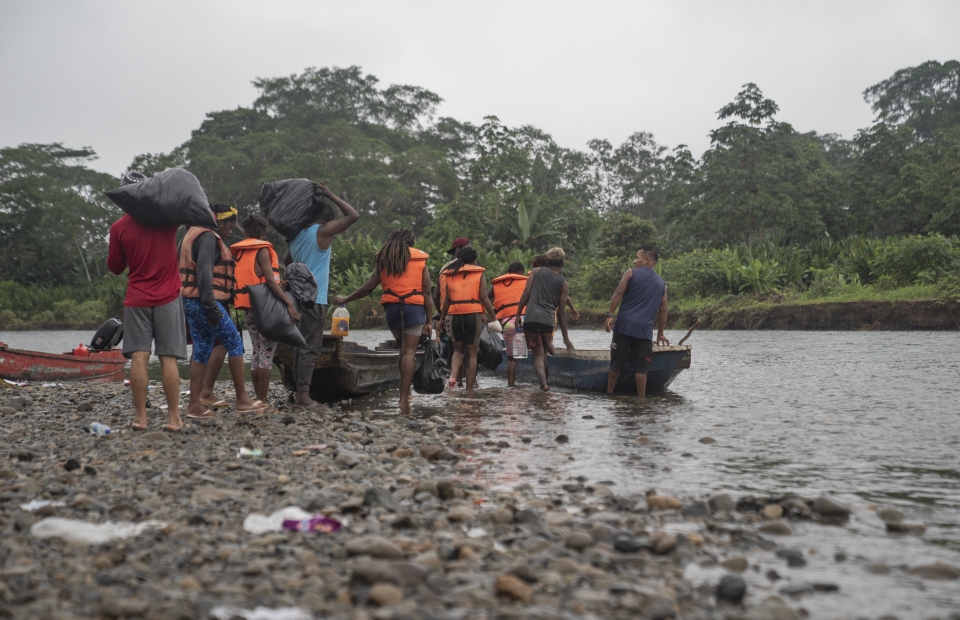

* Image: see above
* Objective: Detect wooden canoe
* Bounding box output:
[273,335,422,400]
[0,343,127,382]
[496,345,692,393]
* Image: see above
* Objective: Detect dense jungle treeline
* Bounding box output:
[1,60,959,329]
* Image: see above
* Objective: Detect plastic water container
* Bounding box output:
[512,327,528,359]
[331,304,350,337]
[89,423,111,436]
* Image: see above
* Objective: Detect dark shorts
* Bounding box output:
[122,298,188,359]
[610,332,652,374]
[385,303,426,340]
[450,313,482,345]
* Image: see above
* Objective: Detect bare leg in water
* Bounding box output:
[606,370,647,398]
[464,343,480,390]
[449,341,465,389]
[398,333,419,407]
[532,346,550,391]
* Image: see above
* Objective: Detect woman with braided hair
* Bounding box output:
[438,247,497,391]
[333,228,433,408]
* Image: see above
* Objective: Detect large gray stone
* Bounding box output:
[344,536,404,559]
[351,560,428,587]
[709,494,737,513]
[715,574,746,603]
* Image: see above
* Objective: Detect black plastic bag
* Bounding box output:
[260,179,325,241]
[105,168,215,228]
[284,262,318,310]
[413,335,448,394]
[478,322,504,370]
[247,283,308,348]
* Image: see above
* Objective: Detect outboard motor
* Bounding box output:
[89,318,123,351]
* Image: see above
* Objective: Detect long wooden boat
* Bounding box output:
[496,345,692,393]
[0,342,127,382]
[274,335,422,400]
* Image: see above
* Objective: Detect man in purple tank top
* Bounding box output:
[604,245,669,397]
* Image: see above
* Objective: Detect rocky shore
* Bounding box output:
[1,381,958,620]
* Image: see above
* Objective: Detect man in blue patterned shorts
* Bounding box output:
[179,203,268,417]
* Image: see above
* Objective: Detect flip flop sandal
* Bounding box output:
[199,399,229,408]
[185,409,217,419]
[238,401,270,413]
[163,423,187,432]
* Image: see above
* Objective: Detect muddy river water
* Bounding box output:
[3,328,959,617]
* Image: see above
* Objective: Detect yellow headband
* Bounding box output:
[216,206,238,221]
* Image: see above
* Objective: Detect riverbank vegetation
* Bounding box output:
[1,60,959,330]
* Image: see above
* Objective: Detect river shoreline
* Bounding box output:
[4,379,957,619]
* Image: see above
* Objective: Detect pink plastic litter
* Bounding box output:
[281,515,341,533]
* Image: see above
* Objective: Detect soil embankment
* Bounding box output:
[672,299,960,331]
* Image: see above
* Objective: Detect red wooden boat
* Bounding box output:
[0,342,127,382]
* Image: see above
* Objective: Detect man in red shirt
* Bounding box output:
[107,172,187,432]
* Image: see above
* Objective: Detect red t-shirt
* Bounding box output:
[108,215,181,307]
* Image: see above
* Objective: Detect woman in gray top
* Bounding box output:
[515,247,574,391]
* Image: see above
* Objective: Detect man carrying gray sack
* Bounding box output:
[604,245,669,398]
[284,182,359,410]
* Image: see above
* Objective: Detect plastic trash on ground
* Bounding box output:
[260,178,325,241]
[237,448,264,458]
[31,518,167,545]
[248,283,308,348]
[243,506,313,534]
[282,515,342,533]
[20,500,65,511]
[210,606,314,620]
[105,168,215,228]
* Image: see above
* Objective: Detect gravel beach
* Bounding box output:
[2,380,957,620]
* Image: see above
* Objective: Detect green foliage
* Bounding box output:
[0,276,123,329]
[869,234,960,286]
[0,144,121,286]
[596,213,657,259]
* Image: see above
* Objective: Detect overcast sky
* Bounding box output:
[2,0,959,176]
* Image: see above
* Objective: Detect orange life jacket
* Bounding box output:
[444,264,485,315]
[230,238,280,310]
[180,227,235,301]
[491,273,528,321]
[380,248,429,306]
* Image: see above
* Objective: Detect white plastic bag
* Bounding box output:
[31,518,167,545]
[243,506,312,534]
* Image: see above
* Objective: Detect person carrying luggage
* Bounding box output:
[515,247,575,391]
[180,203,267,417]
[107,171,187,432]
[333,228,433,408]
[438,247,496,392]
[231,213,299,404]
[488,261,527,386]
[284,182,360,411]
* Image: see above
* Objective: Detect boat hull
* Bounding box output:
[0,345,127,382]
[496,345,691,393]
[274,335,422,400]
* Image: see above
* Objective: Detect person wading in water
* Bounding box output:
[515,247,574,391]
[284,182,359,411]
[438,247,496,392]
[605,245,669,397]
[107,171,187,432]
[488,261,527,387]
[333,228,433,408]
[180,203,267,417]
[231,213,299,405]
